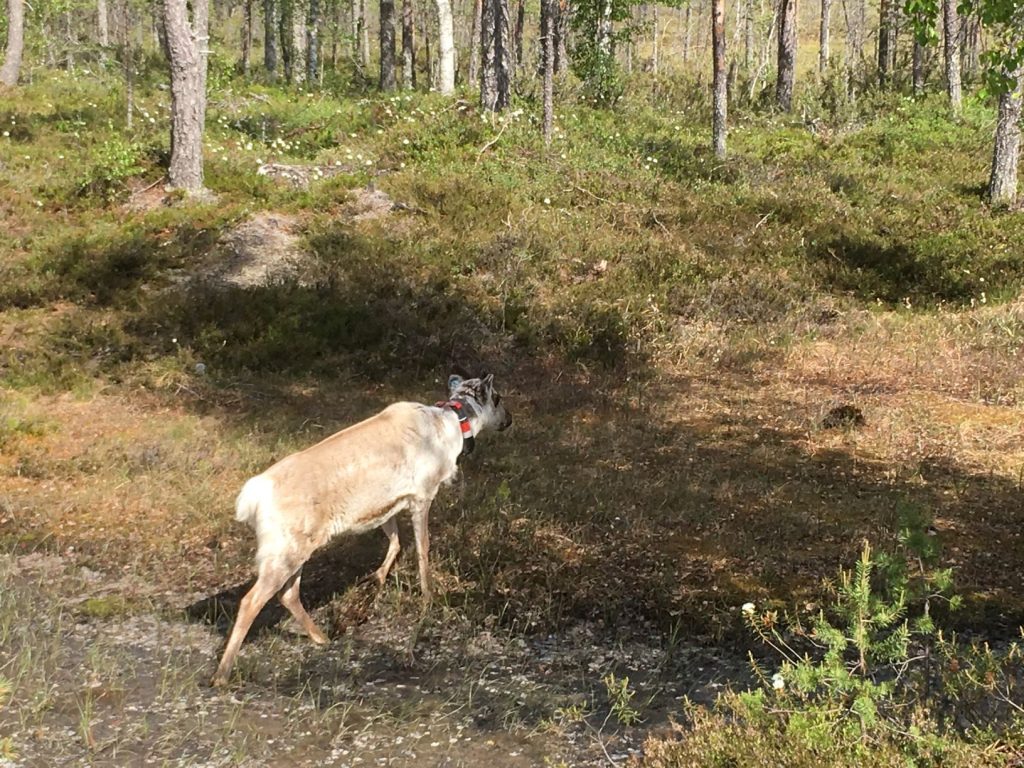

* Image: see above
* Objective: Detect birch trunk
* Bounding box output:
[942,0,961,114]
[380,0,397,89]
[1,0,25,86]
[402,0,415,87]
[435,0,456,93]
[989,69,1022,207]
[818,0,829,76]
[542,0,554,145]
[712,0,727,159]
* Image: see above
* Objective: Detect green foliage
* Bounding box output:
[904,0,940,45]
[721,521,1023,762]
[959,0,1024,95]
[603,673,644,726]
[78,136,147,201]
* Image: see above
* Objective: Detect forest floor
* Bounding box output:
[2,69,1024,765]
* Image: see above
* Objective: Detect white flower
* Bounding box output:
[741,602,755,615]
[543,197,551,205]
[772,673,785,691]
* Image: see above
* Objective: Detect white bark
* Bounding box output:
[989,69,1022,207]
[435,0,455,93]
[1,0,25,86]
[98,0,110,47]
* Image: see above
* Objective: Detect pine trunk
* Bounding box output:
[307,0,320,83]
[242,0,253,74]
[1,0,25,86]
[265,0,278,75]
[712,0,727,158]
[818,0,829,76]
[164,0,210,193]
[989,69,1023,207]
[877,0,893,88]
[480,0,511,110]
[469,0,482,86]
[513,0,525,67]
[776,0,796,110]
[281,0,295,80]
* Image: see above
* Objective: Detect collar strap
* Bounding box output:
[437,399,476,458]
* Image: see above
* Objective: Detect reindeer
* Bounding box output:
[211,374,512,687]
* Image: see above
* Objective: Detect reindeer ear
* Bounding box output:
[447,375,464,395]
[480,373,494,395]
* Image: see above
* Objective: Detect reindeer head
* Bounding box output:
[447,373,512,432]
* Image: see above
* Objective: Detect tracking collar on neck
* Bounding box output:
[437,399,476,459]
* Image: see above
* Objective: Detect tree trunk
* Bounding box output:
[961,13,979,82]
[712,0,726,159]
[912,37,924,96]
[265,0,278,74]
[652,4,659,75]
[380,0,397,88]
[155,2,170,56]
[989,69,1022,207]
[469,0,482,86]
[435,0,456,93]
[513,0,524,67]
[942,0,961,114]
[844,0,864,90]
[164,0,210,193]
[1,0,25,86]
[775,0,796,110]
[307,0,320,83]
[64,11,76,71]
[743,0,753,70]
[359,0,370,67]
[877,0,893,88]
[683,2,691,64]
[818,0,829,76]
[597,0,612,57]
[480,0,511,110]
[421,4,432,86]
[401,0,414,87]
[121,0,135,128]
[292,0,307,82]
[555,0,567,74]
[241,0,253,74]
[541,0,554,145]
[98,0,110,47]
[281,0,295,80]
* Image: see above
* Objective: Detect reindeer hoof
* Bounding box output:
[309,629,329,645]
[210,674,230,688]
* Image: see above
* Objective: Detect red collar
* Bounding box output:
[437,400,476,458]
